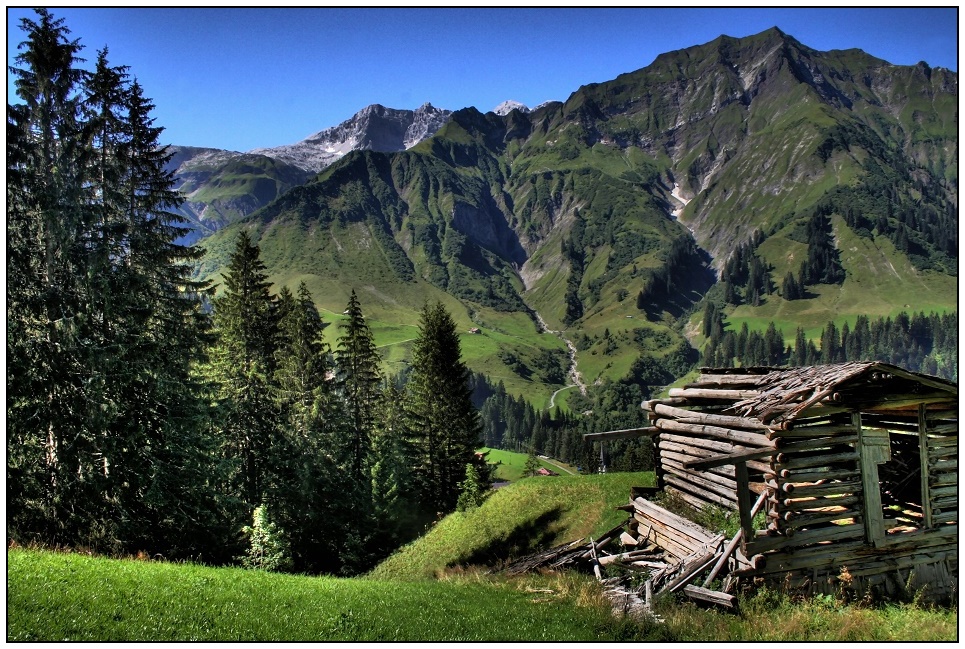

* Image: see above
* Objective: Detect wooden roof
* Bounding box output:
[683,362,957,426]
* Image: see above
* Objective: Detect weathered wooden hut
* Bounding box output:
[591,361,958,602]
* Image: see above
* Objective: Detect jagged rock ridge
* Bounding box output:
[251,102,452,173]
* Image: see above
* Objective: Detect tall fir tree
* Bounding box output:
[406,302,482,513]
[271,282,345,573]
[8,11,215,555]
[209,231,278,510]
[334,290,382,487]
[7,8,90,543]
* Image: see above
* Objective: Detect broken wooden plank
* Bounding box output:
[659,550,719,594]
[681,584,736,609]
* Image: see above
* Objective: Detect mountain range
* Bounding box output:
[183,27,958,407]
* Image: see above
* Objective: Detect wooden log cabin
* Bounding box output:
[588,361,958,602]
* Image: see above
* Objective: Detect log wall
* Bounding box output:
[643,365,957,603]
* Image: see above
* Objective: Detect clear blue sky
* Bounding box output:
[7,7,959,152]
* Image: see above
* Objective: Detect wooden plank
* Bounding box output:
[927,445,958,460]
[782,480,862,499]
[663,475,738,510]
[769,424,857,439]
[777,451,859,471]
[632,497,720,545]
[777,494,861,512]
[663,485,732,513]
[927,435,959,448]
[642,397,690,411]
[653,403,771,431]
[661,461,738,499]
[775,433,858,451]
[929,484,958,499]
[856,413,885,547]
[735,462,753,539]
[682,585,736,608]
[633,512,700,559]
[661,451,737,477]
[659,551,719,594]
[770,466,858,483]
[784,508,861,530]
[684,447,777,471]
[691,373,767,387]
[668,387,760,400]
[932,511,958,525]
[654,417,774,448]
[929,472,958,487]
[747,522,865,554]
[584,427,657,441]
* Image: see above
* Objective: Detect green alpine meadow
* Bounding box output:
[6,8,957,642]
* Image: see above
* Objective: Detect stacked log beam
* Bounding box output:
[645,397,772,512]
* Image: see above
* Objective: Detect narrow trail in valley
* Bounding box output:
[530,309,588,408]
[547,385,576,410]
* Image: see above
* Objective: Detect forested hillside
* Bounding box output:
[6,10,488,573]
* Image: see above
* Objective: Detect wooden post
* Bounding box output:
[735,461,753,539]
[918,403,934,528]
[856,412,886,547]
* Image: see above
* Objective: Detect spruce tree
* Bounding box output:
[7,8,90,543]
[406,302,482,513]
[8,11,214,554]
[334,290,382,486]
[271,282,343,572]
[210,231,278,508]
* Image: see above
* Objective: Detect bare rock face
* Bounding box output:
[251,102,452,173]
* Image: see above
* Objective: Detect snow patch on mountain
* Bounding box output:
[492,100,530,115]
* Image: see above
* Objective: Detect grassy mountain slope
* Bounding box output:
[194,27,957,403]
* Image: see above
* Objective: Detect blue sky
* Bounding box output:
[7,7,959,152]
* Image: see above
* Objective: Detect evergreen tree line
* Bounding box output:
[702,303,957,381]
[7,11,482,574]
[473,374,657,475]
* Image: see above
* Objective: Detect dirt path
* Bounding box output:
[547,384,576,410]
[531,309,588,401]
[538,455,576,475]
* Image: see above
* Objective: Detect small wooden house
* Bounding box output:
[592,362,958,602]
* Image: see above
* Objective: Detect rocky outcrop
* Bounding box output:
[251,102,452,173]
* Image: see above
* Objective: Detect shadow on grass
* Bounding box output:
[452,507,565,570]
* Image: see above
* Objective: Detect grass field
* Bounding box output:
[6,549,635,642]
[8,472,957,642]
[480,447,578,481]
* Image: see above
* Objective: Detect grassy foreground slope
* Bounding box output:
[370,472,653,581]
[7,549,631,642]
[9,472,957,642]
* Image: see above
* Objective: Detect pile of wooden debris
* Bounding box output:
[501,489,766,618]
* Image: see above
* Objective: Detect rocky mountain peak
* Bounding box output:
[250,103,453,173]
[492,100,530,115]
